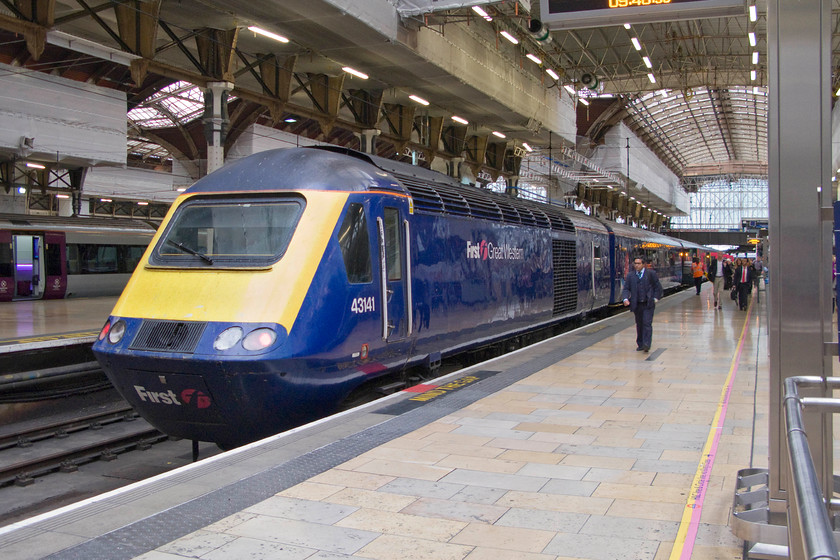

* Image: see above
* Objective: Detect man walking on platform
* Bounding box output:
[622,256,664,353]
[708,255,724,309]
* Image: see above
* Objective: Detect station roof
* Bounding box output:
[0,1,819,205]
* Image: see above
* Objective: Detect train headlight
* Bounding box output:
[214,327,244,351]
[243,328,277,351]
[108,320,127,344]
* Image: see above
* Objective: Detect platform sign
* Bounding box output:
[539,0,743,30]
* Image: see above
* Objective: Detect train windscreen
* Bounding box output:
[150,197,304,267]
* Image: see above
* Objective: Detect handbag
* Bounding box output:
[730,288,738,300]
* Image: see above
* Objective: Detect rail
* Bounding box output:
[783,376,840,560]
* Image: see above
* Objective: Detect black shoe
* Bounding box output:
[643,347,650,353]
[636,347,644,351]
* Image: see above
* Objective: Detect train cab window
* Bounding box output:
[383,208,402,281]
[337,203,372,283]
[151,197,304,266]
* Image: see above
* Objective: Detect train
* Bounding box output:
[0,214,156,301]
[92,146,710,449]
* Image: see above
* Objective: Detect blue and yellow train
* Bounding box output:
[93,146,708,448]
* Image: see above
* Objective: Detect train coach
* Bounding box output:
[93,146,707,449]
[0,214,155,301]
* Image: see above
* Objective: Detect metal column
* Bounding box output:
[768,0,833,512]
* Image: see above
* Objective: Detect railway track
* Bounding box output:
[0,406,168,488]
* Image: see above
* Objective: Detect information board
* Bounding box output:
[539,0,743,30]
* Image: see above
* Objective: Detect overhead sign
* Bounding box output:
[539,0,743,30]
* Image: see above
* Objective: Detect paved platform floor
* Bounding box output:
[120,286,767,560]
[0,296,116,344]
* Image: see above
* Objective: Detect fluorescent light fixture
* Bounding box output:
[100,198,112,202]
[579,98,589,106]
[624,23,631,30]
[752,51,758,64]
[749,32,756,46]
[631,37,641,51]
[26,162,45,169]
[55,193,70,199]
[137,201,149,206]
[642,56,652,69]
[751,69,757,81]
[408,94,429,106]
[522,142,533,152]
[176,187,187,192]
[342,66,368,79]
[526,53,542,65]
[492,131,506,138]
[564,85,576,95]
[500,31,518,44]
[630,196,636,200]
[546,68,560,80]
[472,6,491,21]
[451,115,469,125]
[749,4,757,21]
[17,187,25,194]
[647,73,656,83]
[284,117,297,123]
[248,26,289,44]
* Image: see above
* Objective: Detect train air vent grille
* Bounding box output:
[552,239,577,316]
[129,320,207,353]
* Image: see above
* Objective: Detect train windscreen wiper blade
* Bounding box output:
[166,239,214,264]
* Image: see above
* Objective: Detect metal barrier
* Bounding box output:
[783,376,840,560]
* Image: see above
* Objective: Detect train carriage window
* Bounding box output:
[0,242,11,277]
[337,203,372,283]
[593,244,602,274]
[119,245,147,273]
[383,208,402,281]
[151,197,305,266]
[45,242,62,276]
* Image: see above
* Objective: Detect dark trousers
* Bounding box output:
[694,277,702,294]
[634,303,655,349]
[737,283,751,310]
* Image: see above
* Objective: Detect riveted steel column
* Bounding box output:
[767,0,833,508]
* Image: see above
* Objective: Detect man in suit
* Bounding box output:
[622,256,664,353]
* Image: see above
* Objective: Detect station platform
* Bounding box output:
[0,285,768,560]
[0,297,117,352]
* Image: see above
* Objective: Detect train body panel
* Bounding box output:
[92,146,710,448]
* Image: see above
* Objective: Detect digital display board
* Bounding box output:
[539,0,743,30]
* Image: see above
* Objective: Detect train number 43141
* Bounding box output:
[351,296,375,314]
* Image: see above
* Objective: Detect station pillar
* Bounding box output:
[203,81,233,175]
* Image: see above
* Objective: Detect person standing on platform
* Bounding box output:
[622,256,663,353]
[734,258,753,311]
[691,257,704,295]
[723,258,734,292]
[708,255,725,309]
[752,256,763,303]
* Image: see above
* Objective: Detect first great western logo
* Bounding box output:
[466,240,524,261]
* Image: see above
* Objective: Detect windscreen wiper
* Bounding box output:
[166,239,214,264]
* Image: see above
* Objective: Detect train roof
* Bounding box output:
[0,213,157,234]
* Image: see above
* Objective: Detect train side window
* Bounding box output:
[0,242,11,277]
[383,208,402,281]
[45,242,62,276]
[66,244,80,275]
[337,203,372,283]
[593,244,602,273]
[119,245,147,273]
